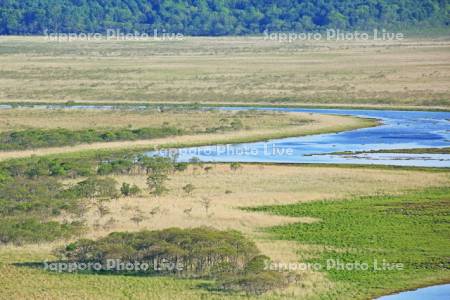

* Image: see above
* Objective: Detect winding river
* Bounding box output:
[1,104,449,167]
[161,107,450,168]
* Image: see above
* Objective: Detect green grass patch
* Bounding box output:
[0,126,183,151]
[248,187,450,299]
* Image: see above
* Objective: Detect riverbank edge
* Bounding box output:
[1,100,449,112]
[314,147,450,156]
[0,115,379,162]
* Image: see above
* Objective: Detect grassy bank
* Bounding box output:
[0,127,184,151]
[1,100,450,112]
[249,187,450,299]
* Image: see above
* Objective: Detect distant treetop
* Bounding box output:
[0,0,448,35]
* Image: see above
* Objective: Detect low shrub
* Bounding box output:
[65,177,119,200]
[217,270,288,295]
[120,182,141,196]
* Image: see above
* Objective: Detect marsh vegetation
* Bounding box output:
[250,187,450,298]
[0,146,448,298]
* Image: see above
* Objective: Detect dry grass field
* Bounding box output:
[1,164,448,299]
[0,108,337,132]
[81,164,450,237]
[0,36,449,109]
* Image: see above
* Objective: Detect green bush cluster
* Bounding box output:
[0,218,84,245]
[0,176,83,245]
[58,227,258,275]
[0,152,182,179]
[0,126,183,151]
[120,182,141,196]
[0,176,73,216]
[64,177,119,200]
[0,152,184,244]
[0,174,119,244]
[55,227,288,294]
[1,155,108,179]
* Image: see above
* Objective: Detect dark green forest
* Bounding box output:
[0,0,448,35]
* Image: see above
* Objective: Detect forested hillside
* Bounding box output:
[0,0,448,35]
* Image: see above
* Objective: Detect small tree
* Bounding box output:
[189,156,202,165]
[182,184,195,195]
[129,184,141,196]
[149,206,160,217]
[200,197,212,215]
[140,156,173,196]
[121,182,141,196]
[131,209,146,227]
[147,172,169,196]
[95,200,110,218]
[71,177,118,200]
[189,157,203,174]
[174,162,188,172]
[230,162,242,172]
[140,156,174,175]
[103,217,117,230]
[230,118,243,130]
[120,182,131,196]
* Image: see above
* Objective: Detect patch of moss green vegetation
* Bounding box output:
[0,175,120,244]
[249,187,450,299]
[0,153,182,244]
[0,126,184,151]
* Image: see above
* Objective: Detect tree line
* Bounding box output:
[0,0,447,35]
[56,227,291,294]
